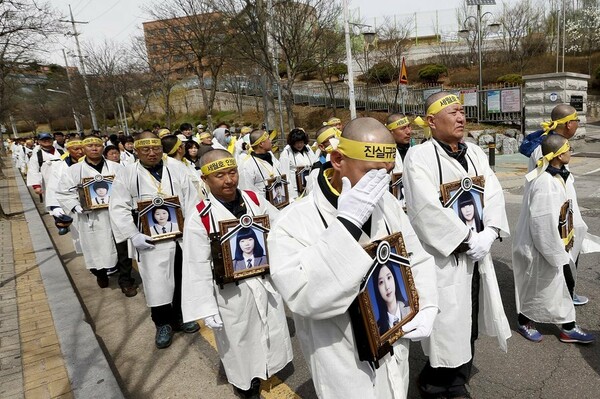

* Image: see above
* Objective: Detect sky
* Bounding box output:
[46,0,519,65]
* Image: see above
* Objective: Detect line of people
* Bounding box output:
[5,92,598,399]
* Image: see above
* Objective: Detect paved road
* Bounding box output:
[19,135,600,398]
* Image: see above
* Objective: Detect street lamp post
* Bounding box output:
[458,0,500,123]
[363,31,376,115]
[342,0,357,120]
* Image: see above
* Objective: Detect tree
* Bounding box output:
[566,4,600,75]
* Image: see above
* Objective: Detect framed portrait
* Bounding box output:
[78,174,115,210]
[389,173,404,201]
[137,196,184,243]
[348,233,419,366]
[213,214,271,287]
[266,174,290,209]
[295,166,311,195]
[559,199,574,251]
[441,176,485,233]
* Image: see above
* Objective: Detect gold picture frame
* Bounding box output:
[213,214,271,287]
[559,199,574,252]
[349,232,419,366]
[266,174,290,209]
[137,196,184,242]
[295,166,311,196]
[78,174,115,210]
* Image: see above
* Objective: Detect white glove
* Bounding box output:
[73,205,84,214]
[204,314,223,330]
[401,306,438,341]
[131,233,155,251]
[337,169,390,228]
[466,227,497,261]
[49,208,65,218]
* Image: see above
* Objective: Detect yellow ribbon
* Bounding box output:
[82,137,103,145]
[317,127,341,145]
[240,126,252,134]
[134,138,162,149]
[323,118,341,126]
[413,116,431,139]
[65,140,83,149]
[336,136,396,162]
[562,229,574,247]
[526,140,571,182]
[200,157,237,176]
[540,112,578,134]
[386,117,410,131]
[167,138,182,155]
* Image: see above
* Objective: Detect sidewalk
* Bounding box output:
[0,158,121,399]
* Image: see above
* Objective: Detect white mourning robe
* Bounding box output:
[56,159,122,270]
[403,140,511,368]
[120,150,136,165]
[238,153,282,198]
[26,147,62,189]
[391,149,406,208]
[181,190,293,390]
[45,157,83,253]
[268,173,438,399]
[512,172,587,324]
[109,158,199,307]
[278,145,317,201]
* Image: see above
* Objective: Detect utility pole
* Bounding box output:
[60,5,98,131]
[343,0,357,120]
[61,49,83,132]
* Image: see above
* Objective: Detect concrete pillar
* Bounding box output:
[522,72,590,137]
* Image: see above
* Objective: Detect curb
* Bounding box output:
[14,169,124,399]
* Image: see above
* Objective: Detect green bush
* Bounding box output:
[367,61,398,83]
[328,62,348,77]
[418,64,448,83]
[497,73,523,85]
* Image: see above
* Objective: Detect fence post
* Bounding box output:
[488,142,496,172]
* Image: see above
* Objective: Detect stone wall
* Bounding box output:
[522,72,590,137]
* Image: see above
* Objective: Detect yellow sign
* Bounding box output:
[399,57,408,85]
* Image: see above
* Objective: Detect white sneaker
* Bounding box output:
[573,294,589,306]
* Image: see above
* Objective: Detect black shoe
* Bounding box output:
[234,378,262,398]
[155,325,173,349]
[106,266,119,276]
[96,275,109,288]
[120,284,138,297]
[172,319,200,333]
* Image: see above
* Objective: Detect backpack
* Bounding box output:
[518,129,546,157]
[37,148,64,168]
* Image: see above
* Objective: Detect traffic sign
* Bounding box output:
[399,57,408,85]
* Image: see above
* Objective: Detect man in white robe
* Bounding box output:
[403,92,511,398]
[269,117,438,399]
[386,113,412,207]
[27,132,64,197]
[109,132,200,349]
[512,134,594,344]
[182,150,292,398]
[238,129,282,199]
[56,136,136,297]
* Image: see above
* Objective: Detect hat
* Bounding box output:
[38,132,52,140]
[197,124,205,130]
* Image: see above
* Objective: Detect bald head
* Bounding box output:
[541,134,568,156]
[200,149,233,166]
[386,113,407,125]
[551,104,577,121]
[342,117,394,145]
[249,129,266,145]
[425,91,449,111]
[137,131,158,140]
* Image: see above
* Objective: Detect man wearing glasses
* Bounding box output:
[110,131,200,349]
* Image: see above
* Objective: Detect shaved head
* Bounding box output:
[386,113,407,125]
[541,134,568,156]
[200,149,233,166]
[249,129,265,145]
[425,91,449,111]
[551,104,577,121]
[341,117,394,145]
[137,131,158,140]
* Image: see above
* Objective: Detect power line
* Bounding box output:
[89,0,122,23]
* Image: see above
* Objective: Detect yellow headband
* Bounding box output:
[82,137,103,146]
[323,118,341,126]
[426,94,461,115]
[167,138,182,155]
[336,136,396,162]
[240,126,252,134]
[134,138,162,149]
[386,117,410,131]
[66,140,83,149]
[317,127,341,145]
[251,131,268,147]
[200,157,237,176]
[526,140,571,182]
[199,132,212,140]
[157,128,171,138]
[541,111,578,134]
[413,116,432,139]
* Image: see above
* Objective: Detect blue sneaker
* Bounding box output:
[517,322,543,342]
[573,294,589,306]
[559,325,595,344]
[155,325,173,349]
